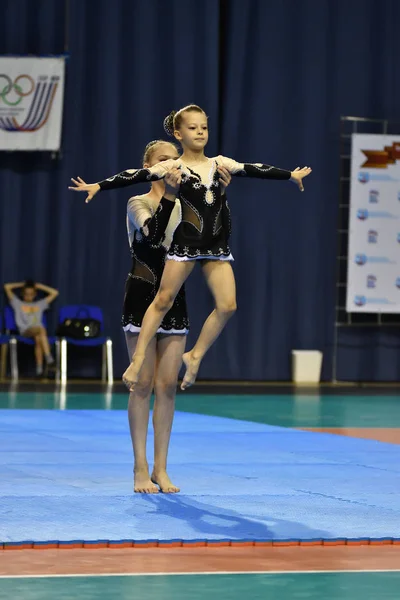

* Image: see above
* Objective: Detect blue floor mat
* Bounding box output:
[1,409,400,544]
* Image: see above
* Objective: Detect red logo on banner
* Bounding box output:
[361,143,400,168]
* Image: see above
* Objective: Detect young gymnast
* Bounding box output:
[69,104,311,392]
[77,139,231,493]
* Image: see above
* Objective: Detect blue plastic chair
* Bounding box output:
[4,305,57,380]
[0,314,11,380]
[0,313,10,344]
[57,305,113,384]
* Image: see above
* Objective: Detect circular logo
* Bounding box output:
[355,254,367,265]
[358,172,370,184]
[354,295,366,306]
[0,74,35,106]
[357,209,368,220]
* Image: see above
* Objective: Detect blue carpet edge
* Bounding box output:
[2,536,400,549]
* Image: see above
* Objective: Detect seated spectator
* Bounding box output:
[4,280,59,376]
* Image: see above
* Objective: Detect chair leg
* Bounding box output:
[60,339,67,385]
[0,344,7,380]
[106,339,114,385]
[101,343,107,382]
[9,338,18,382]
[59,385,67,410]
[55,340,61,383]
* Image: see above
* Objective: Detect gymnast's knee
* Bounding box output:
[154,379,177,401]
[216,299,237,319]
[154,289,176,314]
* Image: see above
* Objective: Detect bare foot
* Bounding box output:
[134,469,159,494]
[123,354,145,392]
[151,470,180,493]
[180,352,201,390]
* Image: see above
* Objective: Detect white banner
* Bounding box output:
[347,133,400,313]
[0,57,65,151]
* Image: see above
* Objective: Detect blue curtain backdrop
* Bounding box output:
[1,0,400,381]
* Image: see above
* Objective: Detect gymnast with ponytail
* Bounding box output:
[69,104,312,392]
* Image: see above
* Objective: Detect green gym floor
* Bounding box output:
[1,571,400,600]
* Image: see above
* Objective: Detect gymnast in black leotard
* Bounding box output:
[69,104,311,393]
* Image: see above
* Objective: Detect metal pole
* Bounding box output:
[106,339,114,386]
[332,117,349,382]
[9,338,18,382]
[60,339,67,385]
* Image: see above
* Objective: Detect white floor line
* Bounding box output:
[0,569,399,579]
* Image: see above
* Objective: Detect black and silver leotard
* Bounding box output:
[122,194,189,334]
[99,156,291,261]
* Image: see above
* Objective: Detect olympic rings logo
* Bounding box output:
[0,74,35,106]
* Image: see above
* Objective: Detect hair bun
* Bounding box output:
[163,111,176,137]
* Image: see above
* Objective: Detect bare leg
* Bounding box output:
[37,326,54,365]
[151,334,186,493]
[34,335,44,374]
[23,327,45,374]
[181,261,237,390]
[123,260,195,391]
[125,332,159,493]
[40,331,53,361]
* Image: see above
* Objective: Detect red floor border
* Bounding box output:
[2,538,400,550]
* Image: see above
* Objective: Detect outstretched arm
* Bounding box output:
[98,166,164,190]
[68,160,177,204]
[35,283,59,304]
[218,156,312,191]
[4,282,24,302]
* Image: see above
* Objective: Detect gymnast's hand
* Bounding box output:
[218,166,232,195]
[290,166,312,192]
[164,167,181,200]
[68,177,100,204]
